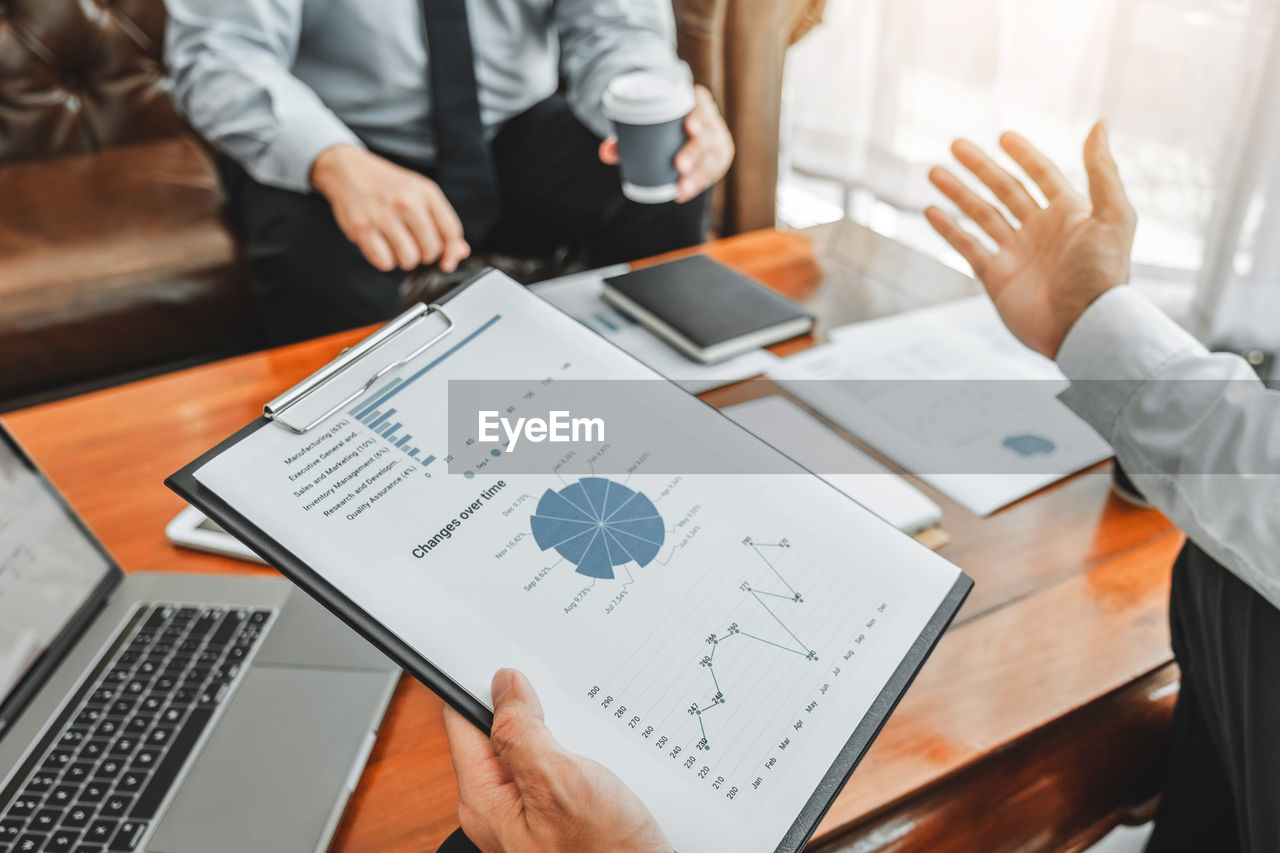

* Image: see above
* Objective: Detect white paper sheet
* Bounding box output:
[827,293,1066,381]
[531,267,779,393]
[722,397,942,534]
[769,295,1112,516]
[193,272,962,853]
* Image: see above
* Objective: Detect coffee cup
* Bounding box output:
[602,66,696,204]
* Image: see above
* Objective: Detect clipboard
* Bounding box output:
[166,271,972,853]
[167,279,496,730]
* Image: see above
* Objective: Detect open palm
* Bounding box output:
[925,122,1137,358]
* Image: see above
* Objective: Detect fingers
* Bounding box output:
[999,131,1073,201]
[928,166,1015,247]
[355,229,396,272]
[438,236,470,274]
[675,140,709,203]
[924,205,995,279]
[398,199,442,269]
[676,180,702,204]
[674,129,730,203]
[392,181,470,273]
[321,149,470,274]
[675,85,733,203]
[425,188,470,273]
[487,668,565,791]
[675,138,698,178]
[383,220,421,271]
[950,139,1040,221]
[684,101,704,149]
[443,702,511,800]
[1083,120,1135,227]
[598,137,619,165]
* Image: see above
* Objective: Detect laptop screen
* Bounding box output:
[0,432,114,708]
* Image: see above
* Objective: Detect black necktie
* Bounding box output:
[421,0,500,243]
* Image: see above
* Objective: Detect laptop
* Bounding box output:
[0,423,400,853]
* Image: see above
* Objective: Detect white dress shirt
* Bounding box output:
[1056,286,1280,610]
[164,0,680,193]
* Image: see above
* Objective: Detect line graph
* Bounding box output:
[687,538,816,751]
[580,522,897,802]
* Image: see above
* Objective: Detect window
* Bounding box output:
[781,0,1280,334]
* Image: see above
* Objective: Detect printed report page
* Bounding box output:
[193,273,962,852]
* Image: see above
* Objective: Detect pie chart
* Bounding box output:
[530,477,665,580]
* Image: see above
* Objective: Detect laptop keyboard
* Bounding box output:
[0,604,274,853]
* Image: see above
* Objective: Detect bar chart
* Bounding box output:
[343,312,504,467]
[347,387,434,465]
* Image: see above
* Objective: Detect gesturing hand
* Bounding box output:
[443,669,672,853]
[599,83,734,203]
[311,144,470,274]
[924,121,1137,358]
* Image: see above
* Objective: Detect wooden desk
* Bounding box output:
[4,221,1182,853]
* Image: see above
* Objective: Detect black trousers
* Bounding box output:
[1146,541,1280,852]
[436,828,479,853]
[219,95,710,346]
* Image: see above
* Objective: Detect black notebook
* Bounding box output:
[603,255,814,363]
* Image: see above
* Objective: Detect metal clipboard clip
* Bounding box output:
[264,302,455,434]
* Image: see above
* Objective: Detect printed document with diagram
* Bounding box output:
[722,396,943,535]
[768,295,1112,516]
[167,271,970,853]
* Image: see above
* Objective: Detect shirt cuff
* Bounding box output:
[1056,286,1206,440]
[258,108,365,194]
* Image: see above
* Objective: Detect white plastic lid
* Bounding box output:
[602,65,696,125]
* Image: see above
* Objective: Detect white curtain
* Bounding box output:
[1193,18,1280,348]
[782,0,1280,344]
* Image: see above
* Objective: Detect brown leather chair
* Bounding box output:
[0,0,256,407]
[0,0,823,409]
[676,0,826,235]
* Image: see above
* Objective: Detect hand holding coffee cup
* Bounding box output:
[600,66,734,204]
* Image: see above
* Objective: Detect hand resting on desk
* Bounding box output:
[443,668,672,853]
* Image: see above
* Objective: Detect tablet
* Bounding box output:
[165,505,266,564]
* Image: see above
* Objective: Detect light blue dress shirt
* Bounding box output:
[164,0,680,192]
[1057,286,1280,610]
